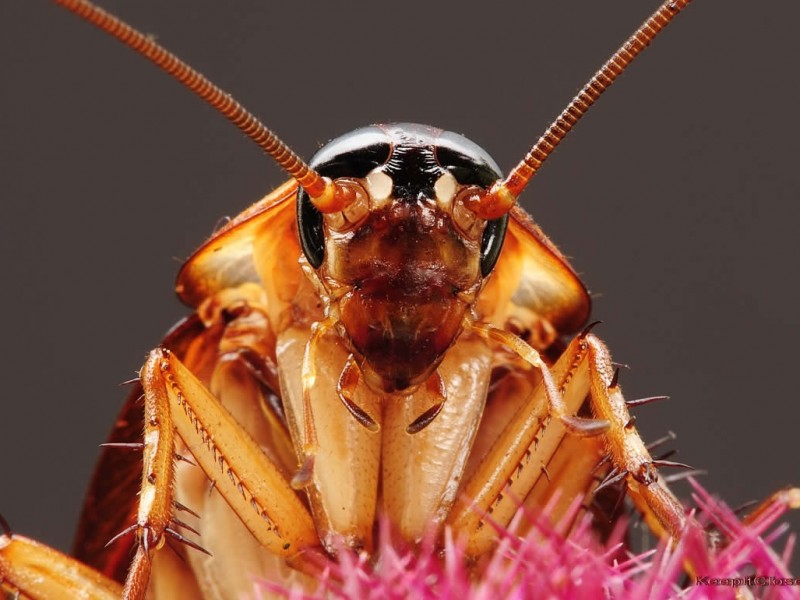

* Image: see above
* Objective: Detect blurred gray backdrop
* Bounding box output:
[1,0,798,575]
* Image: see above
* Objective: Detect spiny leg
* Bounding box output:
[122,349,181,600]
[582,334,689,541]
[122,348,319,599]
[448,331,602,556]
[449,328,690,556]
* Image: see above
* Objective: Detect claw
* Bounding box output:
[609,485,628,519]
[105,524,138,548]
[141,526,152,554]
[0,513,12,537]
[654,449,677,462]
[170,517,200,537]
[406,402,445,434]
[165,527,212,557]
[174,452,197,466]
[594,469,628,495]
[340,395,380,432]
[580,320,603,337]
[337,356,380,432]
[664,469,707,484]
[646,431,677,451]
[591,453,612,474]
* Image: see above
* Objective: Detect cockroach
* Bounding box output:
[1,0,800,596]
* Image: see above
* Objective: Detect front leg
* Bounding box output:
[449,328,690,556]
[122,348,319,599]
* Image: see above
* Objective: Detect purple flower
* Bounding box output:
[256,480,799,600]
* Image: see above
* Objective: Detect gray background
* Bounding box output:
[1,0,798,576]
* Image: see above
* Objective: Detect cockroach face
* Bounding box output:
[298,123,508,392]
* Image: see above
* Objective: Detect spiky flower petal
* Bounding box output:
[256,480,798,600]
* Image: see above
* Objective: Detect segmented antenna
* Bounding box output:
[53,0,337,205]
[477,0,693,218]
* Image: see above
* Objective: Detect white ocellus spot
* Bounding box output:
[365,169,393,201]
[434,171,457,209]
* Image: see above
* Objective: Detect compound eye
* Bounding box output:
[479,213,509,277]
[298,192,325,268]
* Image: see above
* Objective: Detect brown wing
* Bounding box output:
[71,375,145,583]
[176,180,299,309]
[479,205,591,336]
[71,315,219,582]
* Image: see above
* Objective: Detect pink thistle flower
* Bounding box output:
[256,480,798,600]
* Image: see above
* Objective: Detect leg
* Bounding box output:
[449,328,689,557]
[470,323,609,436]
[582,334,688,542]
[292,317,335,489]
[277,325,382,554]
[0,530,122,600]
[122,348,318,599]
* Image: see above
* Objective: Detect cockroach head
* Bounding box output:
[297,123,509,277]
